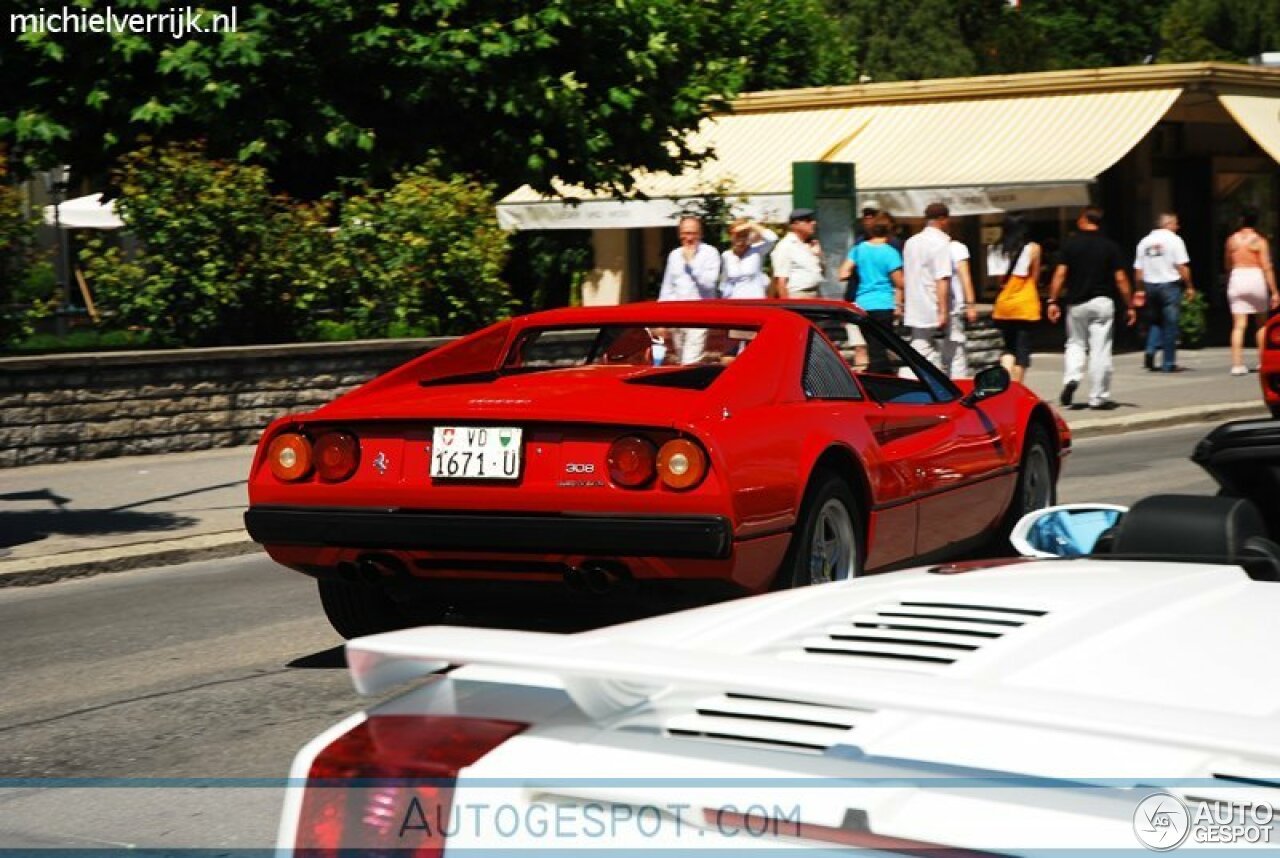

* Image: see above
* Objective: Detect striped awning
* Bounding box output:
[1218,93,1280,164]
[497,88,1182,228]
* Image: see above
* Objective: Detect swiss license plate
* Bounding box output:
[430,426,522,480]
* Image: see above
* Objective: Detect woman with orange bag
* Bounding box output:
[989,214,1042,384]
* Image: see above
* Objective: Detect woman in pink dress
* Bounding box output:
[1225,207,1280,375]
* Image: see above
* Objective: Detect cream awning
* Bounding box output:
[498,88,1182,228]
[1218,93,1280,163]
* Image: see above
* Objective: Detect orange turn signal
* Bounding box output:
[314,431,360,482]
[268,432,313,482]
[657,438,707,490]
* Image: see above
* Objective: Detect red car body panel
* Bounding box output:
[1263,314,1280,418]
[245,301,1068,598]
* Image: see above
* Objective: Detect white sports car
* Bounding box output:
[278,419,1280,854]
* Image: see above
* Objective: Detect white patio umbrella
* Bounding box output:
[42,193,124,230]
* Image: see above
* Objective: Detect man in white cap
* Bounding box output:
[771,209,825,299]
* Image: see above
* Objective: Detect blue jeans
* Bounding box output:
[1144,281,1182,371]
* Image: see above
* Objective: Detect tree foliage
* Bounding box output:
[3,0,854,198]
[79,143,513,345]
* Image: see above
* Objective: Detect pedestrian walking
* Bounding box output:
[720,218,778,299]
[989,214,1042,384]
[901,202,954,370]
[1046,207,1137,410]
[1134,213,1196,373]
[1224,206,1280,376]
[771,209,825,299]
[658,214,721,363]
[942,236,979,378]
[837,212,903,373]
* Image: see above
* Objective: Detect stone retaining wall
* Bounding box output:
[0,339,446,468]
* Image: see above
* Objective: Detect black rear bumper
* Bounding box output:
[244,506,733,559]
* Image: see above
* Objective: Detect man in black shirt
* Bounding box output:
[1046,207,1136,410]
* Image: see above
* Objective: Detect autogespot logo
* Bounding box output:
[1134,793,1191,851]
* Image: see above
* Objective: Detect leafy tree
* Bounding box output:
[79,142,329,345]
[1021,0,1174,69]
[3,0,856,198]
[326,164,515,337]
[0,159,44,344]
[1157,0,1280,62]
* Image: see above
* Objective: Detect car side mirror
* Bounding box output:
[961,365,1010,407]
[1010,504,1128,558]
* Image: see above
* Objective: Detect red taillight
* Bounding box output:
[607,436,657,488]
[314,431,360,482]
[295,715,526,856]
[1267,322,1280,349]
[268,433,313,482]
[657,438,708,490]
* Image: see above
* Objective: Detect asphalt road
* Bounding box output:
[0,420,1222,850]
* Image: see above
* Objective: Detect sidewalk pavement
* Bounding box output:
[0,345,1269,587]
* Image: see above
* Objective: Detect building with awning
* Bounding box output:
[497,62,1280,305]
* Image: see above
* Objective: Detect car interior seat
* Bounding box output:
[1106,494,1280,581]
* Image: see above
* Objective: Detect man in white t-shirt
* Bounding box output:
[901,202,954,369]
[771,209,824,299]
[1134,212,1195,373]
[941,238,980,378]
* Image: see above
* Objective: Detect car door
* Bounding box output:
[851,317,1010,556]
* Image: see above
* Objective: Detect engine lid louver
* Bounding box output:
[779,600,1047,673]
[665,693,870,752]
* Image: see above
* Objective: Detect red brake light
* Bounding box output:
[268,433,313,482]
[295,715,526,855]
[1267,321,1280,349]
[657,438,708,490]
[314,431,360,482]
[607,436,657,488]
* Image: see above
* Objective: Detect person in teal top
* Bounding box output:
[837,213,904,373]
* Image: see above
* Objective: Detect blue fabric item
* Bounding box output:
[846,241,903,311]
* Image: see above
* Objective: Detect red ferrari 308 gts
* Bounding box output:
[1263,313,1280,419]
[245,301,1070,637]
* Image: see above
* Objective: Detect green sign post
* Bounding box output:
[792,162,856,299]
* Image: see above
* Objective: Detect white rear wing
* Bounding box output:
[347,626,1280,764]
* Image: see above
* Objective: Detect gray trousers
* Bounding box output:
[1064,296,1114,405]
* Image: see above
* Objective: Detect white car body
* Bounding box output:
[278,558,1280,853]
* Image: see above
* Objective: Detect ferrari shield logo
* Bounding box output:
[499,429,513,448]
[372,452,389,475]
[441,428,455,446]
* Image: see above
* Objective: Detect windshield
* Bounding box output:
[503,325,759,371]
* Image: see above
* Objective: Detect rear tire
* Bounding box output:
[988,422,1057,553]
[778,471,863,589]
[317,578,418,640]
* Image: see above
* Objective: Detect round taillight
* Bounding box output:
[314,431,360,482]
[268,433,313,482]
[657,438,707,490]
[1268,322,1280,349]
[607,436,657,488]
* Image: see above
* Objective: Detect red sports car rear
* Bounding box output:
[245,301,1067,637]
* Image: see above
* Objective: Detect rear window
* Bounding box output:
[503,325,759,370]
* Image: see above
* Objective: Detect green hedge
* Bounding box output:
[68,142,514,348]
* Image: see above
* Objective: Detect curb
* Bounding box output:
[1064,400,1269,439]
[0,531,261,588]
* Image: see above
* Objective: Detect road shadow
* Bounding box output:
[0,506,199,549]
[288,646,347,669]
